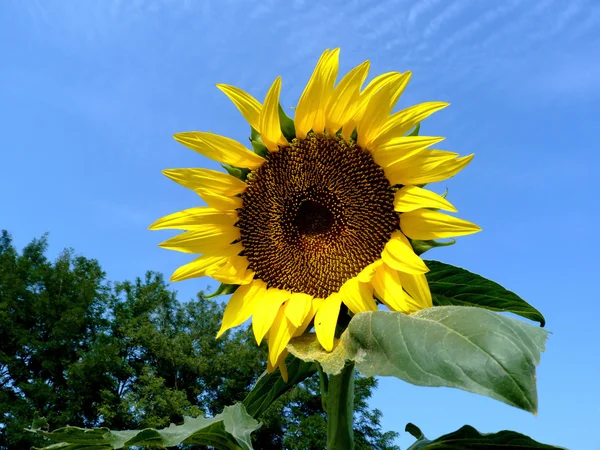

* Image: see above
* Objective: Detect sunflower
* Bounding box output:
[150,49,480,379]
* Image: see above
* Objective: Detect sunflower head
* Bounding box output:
[150,49,480,379]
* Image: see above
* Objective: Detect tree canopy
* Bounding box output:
[0,231,399,449]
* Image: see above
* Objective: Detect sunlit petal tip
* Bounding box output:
[372,264,410,313]
[339,277,378,314]
[173,131,265,169]
[398,272,432,309]
[381,231,429,274]
[356,260,383,282]
[169,256,226,282]
[314,293,342,352]
[394,185,458,213]
[259,76,285,151]
[252,288,290,345]
[215,84,262,130]
[401,209,482,240]
[285,292,313,328]
[278,355,289,382]
[267,305,297,367]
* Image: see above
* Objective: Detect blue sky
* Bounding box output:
[1,0,598,448]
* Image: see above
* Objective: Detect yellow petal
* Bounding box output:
[357,72,412,148]
[325,60,370,134]
[342,71,401,140]
[252,288,290,345]
[170,255,228,282]
[217,280,267,338]
[391,154,475,185]
[382,150,460,185]
[400,209,481,240]
[267,305,297,367]
[149,208,238,231]
[357,71,405,116]
[259,77,286,151]
[149,207,238,231]
[356,260,383,282]
[293,297,324,337]
[162,168,247,196]
[195,189,243,210]
[371,102,450,147]
[285,292,313,328]
[394,186,457,212]
[385,149,458,170]
[371,136,445,166]
[314,293,342,352]
[372,263,411,313]
[158,226,240,254]
[381,231,429,274]
[216,84,262,131]
[398,272,432,309]
[267,348,289,382]
[207,254,254,285]
[277,351,289,382]
[295,49,340,139]
[339,277,377,315]
[173,132,264,169]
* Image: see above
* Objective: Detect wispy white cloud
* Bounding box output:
[428,0,521,62]
[422,0,467,39]
[571,1,600,38]
[406,0,443,30]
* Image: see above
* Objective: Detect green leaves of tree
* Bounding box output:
[27,404,260,450]
[405,423,566,449]
[426,260,545,326]
[289,307,548,414]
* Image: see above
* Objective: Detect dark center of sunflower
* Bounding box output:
[295,200,334,236]
[237,133,398,298]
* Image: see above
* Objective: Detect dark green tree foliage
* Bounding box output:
[0,231,398,449]
[0,231,111,449]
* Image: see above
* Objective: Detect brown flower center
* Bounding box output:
[237,133,398,298]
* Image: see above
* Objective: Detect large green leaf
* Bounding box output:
[28,404,260,450]
[242,355,317,418]
[425,260,545,326]
[288,307,548,413]
[406,423,566,449]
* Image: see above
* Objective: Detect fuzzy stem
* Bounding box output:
[323,362,355,450]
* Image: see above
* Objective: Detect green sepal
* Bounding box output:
[251,141,269,158]
[250,127,269,158]
[411,238,456,255]
[408,122,421,136]
[222,164,250,181]
[405,423,424,440]
[206,283,239,299]
[350,128,358,141]
[250,126,260,141]
[278,104,296,141]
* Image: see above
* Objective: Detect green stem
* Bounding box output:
[324,362,355,450]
